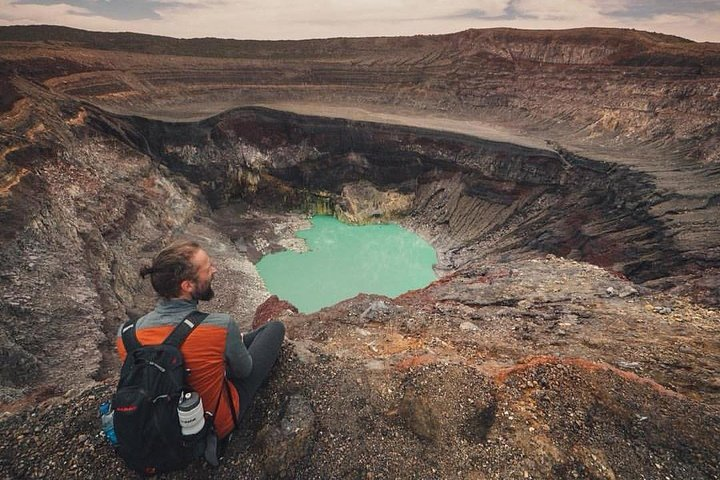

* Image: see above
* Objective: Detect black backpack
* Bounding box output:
[113,311,216,476]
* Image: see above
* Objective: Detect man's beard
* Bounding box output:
[192,281,215,301]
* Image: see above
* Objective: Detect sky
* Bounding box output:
[1,0,719,42]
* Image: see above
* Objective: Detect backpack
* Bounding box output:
[112,311,217,476]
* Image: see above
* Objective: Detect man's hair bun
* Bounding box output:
[139,265,155,278]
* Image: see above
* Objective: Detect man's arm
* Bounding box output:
[225,320,253,379]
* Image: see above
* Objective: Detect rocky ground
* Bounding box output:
[1,26,719,479]
[0,253,718,479]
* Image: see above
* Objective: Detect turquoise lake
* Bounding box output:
[256,215,437,313]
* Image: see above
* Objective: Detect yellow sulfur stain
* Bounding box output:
[0,167,29,196]
[25,122,46,141]
[0,145,22,163]
[66,108,87,126]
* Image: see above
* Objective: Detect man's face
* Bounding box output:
[190,249,217,301]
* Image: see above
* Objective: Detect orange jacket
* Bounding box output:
[117,299,250,439]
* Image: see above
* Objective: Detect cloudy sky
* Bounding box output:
[1,0,719,42]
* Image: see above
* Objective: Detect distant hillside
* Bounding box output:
[1,24,719,66]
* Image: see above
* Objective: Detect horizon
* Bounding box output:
[1,1,719,43]
[0,23,712,44]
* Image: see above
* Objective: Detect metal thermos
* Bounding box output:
[177,391,205,436]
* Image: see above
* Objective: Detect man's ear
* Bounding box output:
[180,279,194,294]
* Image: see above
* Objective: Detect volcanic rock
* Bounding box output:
[254,394,316,478]
[253,295,298,329]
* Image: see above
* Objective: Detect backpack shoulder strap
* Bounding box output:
[163,311,209,348]
[120,320,143,354]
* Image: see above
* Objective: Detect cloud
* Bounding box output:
[0,0,719,42]
[11,0,200,21]
[504,0,603,21]
[440,1,536,21]
[602,0,720,19]
[441,0,604,22]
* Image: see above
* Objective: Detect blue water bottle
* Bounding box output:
[99,401,118,446]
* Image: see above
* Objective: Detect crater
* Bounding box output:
[2,27,720,478]
[3,100,717,405]
[109,106,680,285]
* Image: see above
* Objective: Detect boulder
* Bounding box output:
[255,394,316,478]
[253,295,298,329]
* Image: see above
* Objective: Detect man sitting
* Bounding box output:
[116,240,285,441]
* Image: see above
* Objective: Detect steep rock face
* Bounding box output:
[334,181,415,224]
[0,90,205,401]
[108,107,705,288]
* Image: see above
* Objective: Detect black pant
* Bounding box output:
[229,320,285,420]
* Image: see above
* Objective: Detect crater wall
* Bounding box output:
[115,107,685,283]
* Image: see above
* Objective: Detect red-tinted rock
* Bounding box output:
[253,295,298,329]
